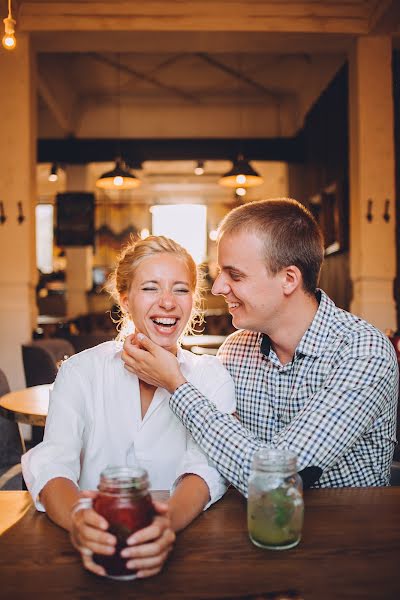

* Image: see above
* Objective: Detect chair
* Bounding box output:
[21,339,75,445]
[0,368,24,490]
[68,332,114,353]
[22,339,75,387]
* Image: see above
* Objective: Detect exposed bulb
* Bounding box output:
[236,187,246,197]
[209,229,218,241]
[113,175,124,186]
[236,174,246,185]
[48,162,58,182]
[2,15,16,51]
[140,228,150,240]
[194,161,205,176]
[2,32,15,49]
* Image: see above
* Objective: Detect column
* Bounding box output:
[349,35,397,331]
[0,35,37,389]
[64,166,93,318]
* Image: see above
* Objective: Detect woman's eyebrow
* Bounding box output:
[140,279,190,285]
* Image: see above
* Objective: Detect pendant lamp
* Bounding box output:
[96,53,141,191]
[96,158,140,190]
[219,154,263,188]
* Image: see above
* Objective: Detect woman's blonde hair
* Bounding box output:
[107,235,204,339]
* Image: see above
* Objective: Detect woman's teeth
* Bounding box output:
[152,317,178,327]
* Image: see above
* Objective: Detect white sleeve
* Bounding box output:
[21,359,87,511]
[170,356,236,509]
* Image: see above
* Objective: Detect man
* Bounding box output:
[123,198,398,493]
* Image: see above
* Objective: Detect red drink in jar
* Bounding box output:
[93,466,154,580]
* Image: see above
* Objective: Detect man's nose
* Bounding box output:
[212,273,229,296]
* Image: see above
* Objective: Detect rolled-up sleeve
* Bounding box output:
[171,355,236,508]
[21,360,87,511]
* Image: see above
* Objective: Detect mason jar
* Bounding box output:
[247,449,304,550]
[93,466,155,580]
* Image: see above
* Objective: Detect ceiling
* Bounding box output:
[6,1,400,163]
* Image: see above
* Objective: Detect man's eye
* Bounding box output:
[142,287,158,291]
[229,272,241,281]
[175,288,189,294]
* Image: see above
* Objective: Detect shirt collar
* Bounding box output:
[176,345,186,366]
[260,289,336,359]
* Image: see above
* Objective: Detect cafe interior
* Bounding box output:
[1,2,400,599]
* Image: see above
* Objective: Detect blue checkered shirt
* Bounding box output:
[170,290,399,493]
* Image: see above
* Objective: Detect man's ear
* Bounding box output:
[281,265,302,296]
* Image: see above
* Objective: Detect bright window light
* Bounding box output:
[151,204,207,264]
[36,204,54,274]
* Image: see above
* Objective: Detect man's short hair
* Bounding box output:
[218,198,324,294]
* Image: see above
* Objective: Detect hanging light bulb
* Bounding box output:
[2,0,16,51]
[194,160,205,176]
[219,154,263,188]
[235,187,247,197]
[96,158,141,190]
[48,162,59,182]
[95,54,141,191]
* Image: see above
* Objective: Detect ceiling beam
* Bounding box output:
[21,2,368,34]
[195,52,283,102]
[368,0,400,34]
[37,72,75,136]
[88,53,201,104]
[37,136,305,165]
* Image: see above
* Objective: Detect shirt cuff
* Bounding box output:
[170,466,228,510]
[22,454,78,511]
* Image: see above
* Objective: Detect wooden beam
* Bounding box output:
[195,52,283,101]
[37,73,75,135]
[368,0,400,34]
[37,136,305,164]
[20,2,369,34]
[88,53,200,104]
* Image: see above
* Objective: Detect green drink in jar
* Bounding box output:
[247,449,304,550]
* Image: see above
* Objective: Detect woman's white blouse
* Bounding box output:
[22,341,236,511]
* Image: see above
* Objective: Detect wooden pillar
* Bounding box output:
[0,35,37,389]
[349,35,397,331]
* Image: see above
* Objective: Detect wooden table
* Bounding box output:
[0,384,51,427]
[1,487,400,599]
[181,335,227,349]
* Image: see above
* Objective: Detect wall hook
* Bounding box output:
[366,198,373,222]
[0,201,6,225]
[17,202,25,224]
[383,198,390,223]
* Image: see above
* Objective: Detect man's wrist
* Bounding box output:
[167,374,187,395]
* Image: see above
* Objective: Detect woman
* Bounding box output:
[22,236,236,578]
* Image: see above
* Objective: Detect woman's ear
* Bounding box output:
[119,293,129,313]
[282,265,302,296]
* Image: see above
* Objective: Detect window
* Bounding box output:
[35,204,54,274]
[151,204,207,264]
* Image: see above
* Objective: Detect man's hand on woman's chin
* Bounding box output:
[121,333,187,393]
